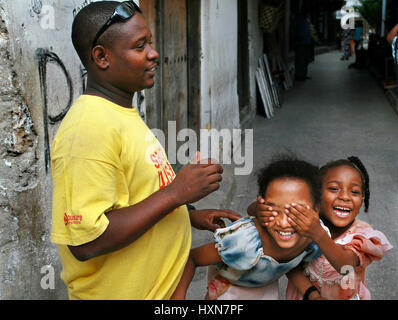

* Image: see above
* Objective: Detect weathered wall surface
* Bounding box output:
[0,0,260,300]
[0,0,93,299]
[199,0,263,132]
[199,0,261,165]
[247,0,263,125]
[200,0,240,134]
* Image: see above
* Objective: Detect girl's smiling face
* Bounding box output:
[320,165,363,228]
[264,178,315,249]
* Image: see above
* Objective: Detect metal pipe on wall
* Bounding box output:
[284,0,291,61]
[381,0,387,37]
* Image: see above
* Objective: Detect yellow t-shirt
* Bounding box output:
[50,95,191,300]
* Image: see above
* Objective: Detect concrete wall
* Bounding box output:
[186,0,263,299]
[199,0,263,156]
[0,0,261,300]
[200,0,240,133]
[0,0,95,299]
[247,0,264,126]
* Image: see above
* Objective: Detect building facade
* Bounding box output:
[0,0,264,299]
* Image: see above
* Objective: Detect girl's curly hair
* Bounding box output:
[257,154,321,207]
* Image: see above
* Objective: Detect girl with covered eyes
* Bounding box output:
[171,155,328,300]
[255,156,393,300]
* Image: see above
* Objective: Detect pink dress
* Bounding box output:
[286,219,393,300]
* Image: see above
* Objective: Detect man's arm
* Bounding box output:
[188,207,242,231]
[68,160,223,261]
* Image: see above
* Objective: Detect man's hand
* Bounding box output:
[189,209,242,232]
[169,152,223,206]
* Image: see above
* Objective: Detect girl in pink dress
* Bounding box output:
[284,156,393,300]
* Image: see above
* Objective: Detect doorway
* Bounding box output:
[237,0,251,116]
[140,0,200,169]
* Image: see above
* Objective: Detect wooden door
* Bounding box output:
[161,0,188,134]
[140,0,189,168]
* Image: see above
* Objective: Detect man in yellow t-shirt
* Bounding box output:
[51,2,241,300]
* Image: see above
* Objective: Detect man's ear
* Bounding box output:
[314,204,320,215]
[91,45,110,70]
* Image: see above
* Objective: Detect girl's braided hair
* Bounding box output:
[320,156,370,212]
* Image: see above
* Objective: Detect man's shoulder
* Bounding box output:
[67,95,116,118]
[58,95,128,133]
[52,96,123,157]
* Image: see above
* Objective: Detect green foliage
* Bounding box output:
[354,0,382,28]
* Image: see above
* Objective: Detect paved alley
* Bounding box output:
[189,50,398,300]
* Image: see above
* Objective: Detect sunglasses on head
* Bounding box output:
[91,1,142,49]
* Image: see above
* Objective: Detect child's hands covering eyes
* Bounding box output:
[254,196,278,227]
[284,203,323,241]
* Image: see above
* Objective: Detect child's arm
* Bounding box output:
[247,201,256,216]
[285,203,360,273]
[387,23,398,44]
[247,196,278,226]
[286,265,325,300]
[171,243,222,300]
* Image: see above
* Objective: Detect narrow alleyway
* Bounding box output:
[189,50,398,300]
[231,50,398,300]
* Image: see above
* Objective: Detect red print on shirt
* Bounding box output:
[64,213,82,226]
[150,147,176,189]
[150,147,178,215]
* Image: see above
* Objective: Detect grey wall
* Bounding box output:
[0,0,262,300]
[0,0,91,299]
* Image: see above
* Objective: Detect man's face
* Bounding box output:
[105,13,159,93]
